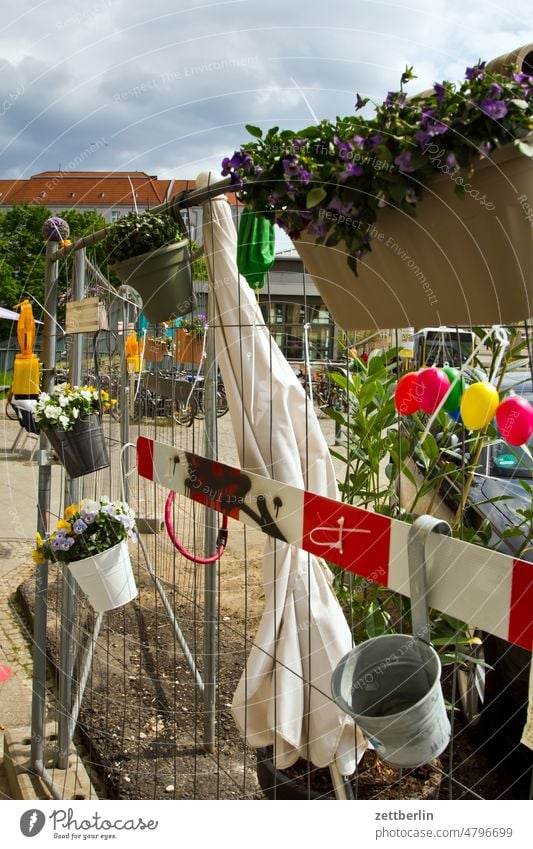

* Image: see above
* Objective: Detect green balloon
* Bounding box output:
[442,366,465,413]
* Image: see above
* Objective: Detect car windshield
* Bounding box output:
[490,439,533,479]
[424,332,473,366]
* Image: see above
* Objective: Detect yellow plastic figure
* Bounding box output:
[12,299,41,395]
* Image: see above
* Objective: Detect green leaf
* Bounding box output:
[245,124,263,139]
[509,99,528,110]
[306,187,327,208]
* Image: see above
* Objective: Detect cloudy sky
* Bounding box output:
[1,0,532,182]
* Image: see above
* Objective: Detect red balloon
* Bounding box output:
[495,395,533,446]
[394,372,422,415]
[417,368,451,415]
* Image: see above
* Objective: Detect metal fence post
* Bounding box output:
[203,282,218,753]
[57,248,85,768]
[31,240,58,774]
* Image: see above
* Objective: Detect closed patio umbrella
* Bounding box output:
[198,174,366,777]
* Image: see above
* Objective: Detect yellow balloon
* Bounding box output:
[460,382,499,430]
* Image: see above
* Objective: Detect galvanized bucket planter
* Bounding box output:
[67,540,138,613]
[110,240,196,324]
[295,138,533,328]
[44,414,110,479]
[331,634,451,769]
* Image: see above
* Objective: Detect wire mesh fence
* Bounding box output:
[17,202,533,802]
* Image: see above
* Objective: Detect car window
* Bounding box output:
[490,439,533,479]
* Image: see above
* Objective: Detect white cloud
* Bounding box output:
[0,0,531,178]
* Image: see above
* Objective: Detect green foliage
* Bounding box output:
[102,211,180,263]
[0,205,107,339]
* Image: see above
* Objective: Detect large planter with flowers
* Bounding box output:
[222,47,533,329]
[104,212,195,324]
[34,498,138,613]
[295,138,533,328]
[35,385,112,478]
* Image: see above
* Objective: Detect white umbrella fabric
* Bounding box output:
[198,174,366,774]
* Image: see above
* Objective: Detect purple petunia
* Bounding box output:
[394,151,415,173]
[465,61,486,80]
[433,83,446,105]
[480,98,508,119]
[339,162,364,182]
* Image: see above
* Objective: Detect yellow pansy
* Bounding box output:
[57,519,72,532]
[64,504,79,520]
[32,549,46,564]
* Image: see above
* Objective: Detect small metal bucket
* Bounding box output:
[44,414,110,479]
[331,634,450,768]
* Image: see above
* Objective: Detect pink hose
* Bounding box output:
[164,490,228,564]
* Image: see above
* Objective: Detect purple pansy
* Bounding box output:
[333,135,353,157]
[446,153,458,168]
[307,218,329,238]
[72,519,88,535]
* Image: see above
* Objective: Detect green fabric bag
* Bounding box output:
[237,209,276,290]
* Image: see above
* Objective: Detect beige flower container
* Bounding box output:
[295,138,533,329]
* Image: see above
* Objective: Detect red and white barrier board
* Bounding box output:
[137,436,533,651]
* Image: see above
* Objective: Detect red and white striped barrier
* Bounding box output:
[137,436,533,651]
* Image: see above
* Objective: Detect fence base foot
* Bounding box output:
[3,723,97,801]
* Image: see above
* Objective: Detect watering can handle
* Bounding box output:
[407,516,452,643]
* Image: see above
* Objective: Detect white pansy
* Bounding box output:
[72,407,79,418]
[59,415,69,429]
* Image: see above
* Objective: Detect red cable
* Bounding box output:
[164,490,228,564]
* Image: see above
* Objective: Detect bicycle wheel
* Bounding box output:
[174,395,198,426]
[216,390,229,417]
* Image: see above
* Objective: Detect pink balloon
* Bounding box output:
[394,372,422,415]
[417,368,451,415]
[495,395,533,446]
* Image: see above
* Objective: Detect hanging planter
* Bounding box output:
[34,386,113,479]
[44,414,110,478]
[294,139,533,328]
[104,212,196,324]
[67,540,137,613]
[33,499,138,614]
[222,47,533,329]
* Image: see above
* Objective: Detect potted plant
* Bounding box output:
[222,52,533,328]
[33,498,138,612]
[103,211,196,324]
[34,383,113,478]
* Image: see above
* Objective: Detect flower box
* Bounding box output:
[143,339,167,362]
[174,328,204,366]
[295,139,533,329]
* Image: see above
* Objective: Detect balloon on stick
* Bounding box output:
[460,382,499,430]
[495,395,533,446]
[417,368,451,415]
[394,372,421,415]
[442,366,465,413]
